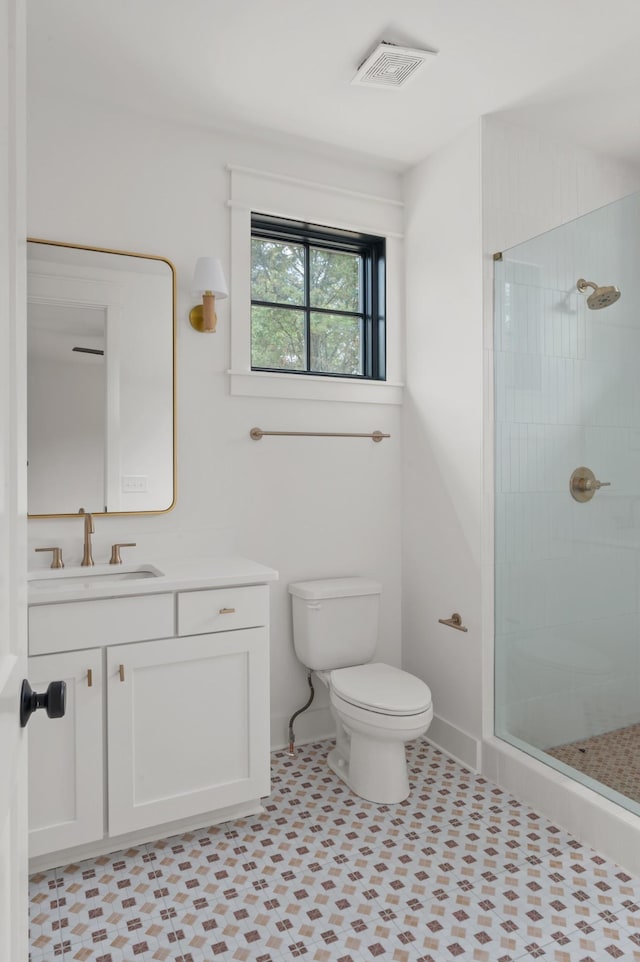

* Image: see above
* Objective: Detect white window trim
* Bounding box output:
[227,165,404,405]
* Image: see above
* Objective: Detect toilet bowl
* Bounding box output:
[288,577,433,804]
[325,662,433,804]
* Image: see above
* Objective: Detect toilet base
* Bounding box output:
[327,735,410,805]
[326,693,433,805]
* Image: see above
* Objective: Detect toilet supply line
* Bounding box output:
[288,670,315,756]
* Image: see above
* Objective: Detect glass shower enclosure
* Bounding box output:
[494,189,640,814]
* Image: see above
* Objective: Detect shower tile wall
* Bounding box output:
[495,191,640,751]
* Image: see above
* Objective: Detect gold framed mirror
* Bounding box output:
[27,239,176,517]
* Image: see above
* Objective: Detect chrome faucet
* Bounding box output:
[79,508,94,566]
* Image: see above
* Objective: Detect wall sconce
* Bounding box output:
[189,257,228,333]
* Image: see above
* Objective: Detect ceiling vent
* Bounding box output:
[351,41,437,90]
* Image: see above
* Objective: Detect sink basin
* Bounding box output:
[29,565,164,589]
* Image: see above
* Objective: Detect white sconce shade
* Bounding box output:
[190,256,228,333]
[191,257,228,298]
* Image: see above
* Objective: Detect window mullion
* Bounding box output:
[304,240,311,373]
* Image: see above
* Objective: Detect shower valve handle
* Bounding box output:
[575,477,610,492]
[570,467,611,502]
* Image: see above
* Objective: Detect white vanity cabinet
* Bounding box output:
[27,563,276,869]
[107,626,269,837]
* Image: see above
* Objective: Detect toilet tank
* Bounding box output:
[288,577,381,671]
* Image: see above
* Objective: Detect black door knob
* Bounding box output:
[20,679,67,728]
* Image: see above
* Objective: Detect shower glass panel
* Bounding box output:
[494,189,640,815]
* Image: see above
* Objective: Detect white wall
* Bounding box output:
[402,122,484,768]
[27,98,404,747]
[482,117,640,254]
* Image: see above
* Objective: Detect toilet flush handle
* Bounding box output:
[306,602,322,610]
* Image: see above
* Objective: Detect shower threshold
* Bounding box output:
[547,723,640,805]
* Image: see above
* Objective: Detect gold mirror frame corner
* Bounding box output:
[26,237,178,520]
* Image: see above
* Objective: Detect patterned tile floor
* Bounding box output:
[29,738,640,961]
[548,723,640,805]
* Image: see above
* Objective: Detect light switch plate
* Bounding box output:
[122,475,148,493]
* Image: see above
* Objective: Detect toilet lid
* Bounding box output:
[331,663,432,715]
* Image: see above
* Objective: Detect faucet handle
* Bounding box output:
[110,542,136,565]
[35,547,64,569]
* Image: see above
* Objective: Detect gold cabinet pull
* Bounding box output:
[219,607,236,614]
[87,668,93,687]
[118,664,125,682]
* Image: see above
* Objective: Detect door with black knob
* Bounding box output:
[0,9,26,953]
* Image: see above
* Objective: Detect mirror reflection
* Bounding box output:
[27,240,175,516]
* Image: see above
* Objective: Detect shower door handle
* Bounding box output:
[570,467,611,502]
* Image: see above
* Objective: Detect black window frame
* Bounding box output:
[250,213,386,381]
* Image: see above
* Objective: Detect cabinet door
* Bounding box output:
[107,628,270,837]
[28,650,104,857]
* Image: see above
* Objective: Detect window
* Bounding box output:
[251,214,385,380]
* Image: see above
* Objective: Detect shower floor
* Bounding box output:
[547,722,640,804]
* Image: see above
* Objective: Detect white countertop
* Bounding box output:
[28,555,279,605]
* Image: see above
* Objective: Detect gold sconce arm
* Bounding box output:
[190,292,219,332]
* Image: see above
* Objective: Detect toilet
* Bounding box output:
[288,577,433,804]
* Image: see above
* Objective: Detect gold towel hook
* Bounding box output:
[438,613,468,632]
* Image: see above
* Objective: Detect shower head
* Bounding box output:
[576,278,621,309]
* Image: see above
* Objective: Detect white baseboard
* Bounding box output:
[427,714,480,771]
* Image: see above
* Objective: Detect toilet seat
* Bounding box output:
[330,662,431,716]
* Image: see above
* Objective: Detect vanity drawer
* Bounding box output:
[29,594,175,655]
[177,585,269,636]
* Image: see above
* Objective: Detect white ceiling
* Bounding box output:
[27,0,640,170]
